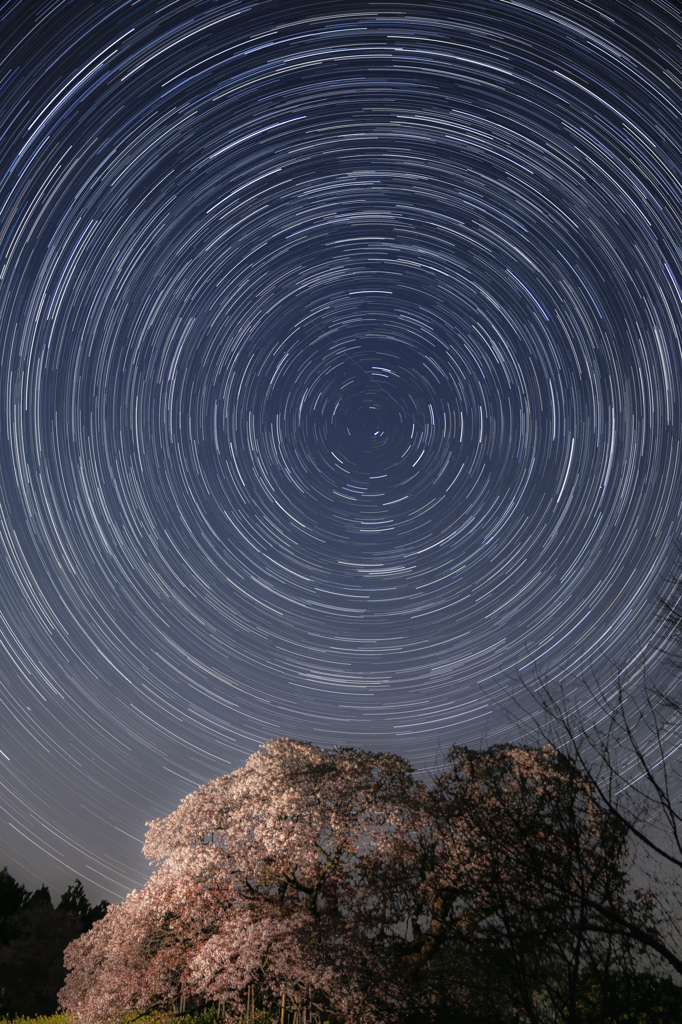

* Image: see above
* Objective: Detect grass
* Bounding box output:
[0,1011,332,1024]
[0,1018,72,1024]
[0,1013,281,1024]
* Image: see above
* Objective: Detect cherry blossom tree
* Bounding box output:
[60,739,639,1024]
[60,738,424,1024]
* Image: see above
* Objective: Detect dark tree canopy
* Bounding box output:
[0,868,108,1017]
[0,866,29,923]
[58,878,108,932]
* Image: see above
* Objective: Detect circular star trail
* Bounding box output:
[1,0,682,899]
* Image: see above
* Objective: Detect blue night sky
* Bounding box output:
[1,0,682,904]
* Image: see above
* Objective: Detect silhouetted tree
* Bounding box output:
[0,866,29,944]
[0,867,109,1016]
[58,878,108,931]
[0,866,29,914]
[514,563,682,982]
[517,661,682,983]
[24,881,53,909]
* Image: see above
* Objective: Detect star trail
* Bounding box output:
[1,0,682,902]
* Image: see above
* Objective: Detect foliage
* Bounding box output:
[510,565,682,986]
[573,972,682,1023]
[0,1015,282,1024]
[0,1015,72,1024]
[0,1016,72,1024]
[11,970,682,1024]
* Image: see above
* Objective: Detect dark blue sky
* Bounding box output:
[1,0,682,905]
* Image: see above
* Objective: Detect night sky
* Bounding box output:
[1,0,682,905]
